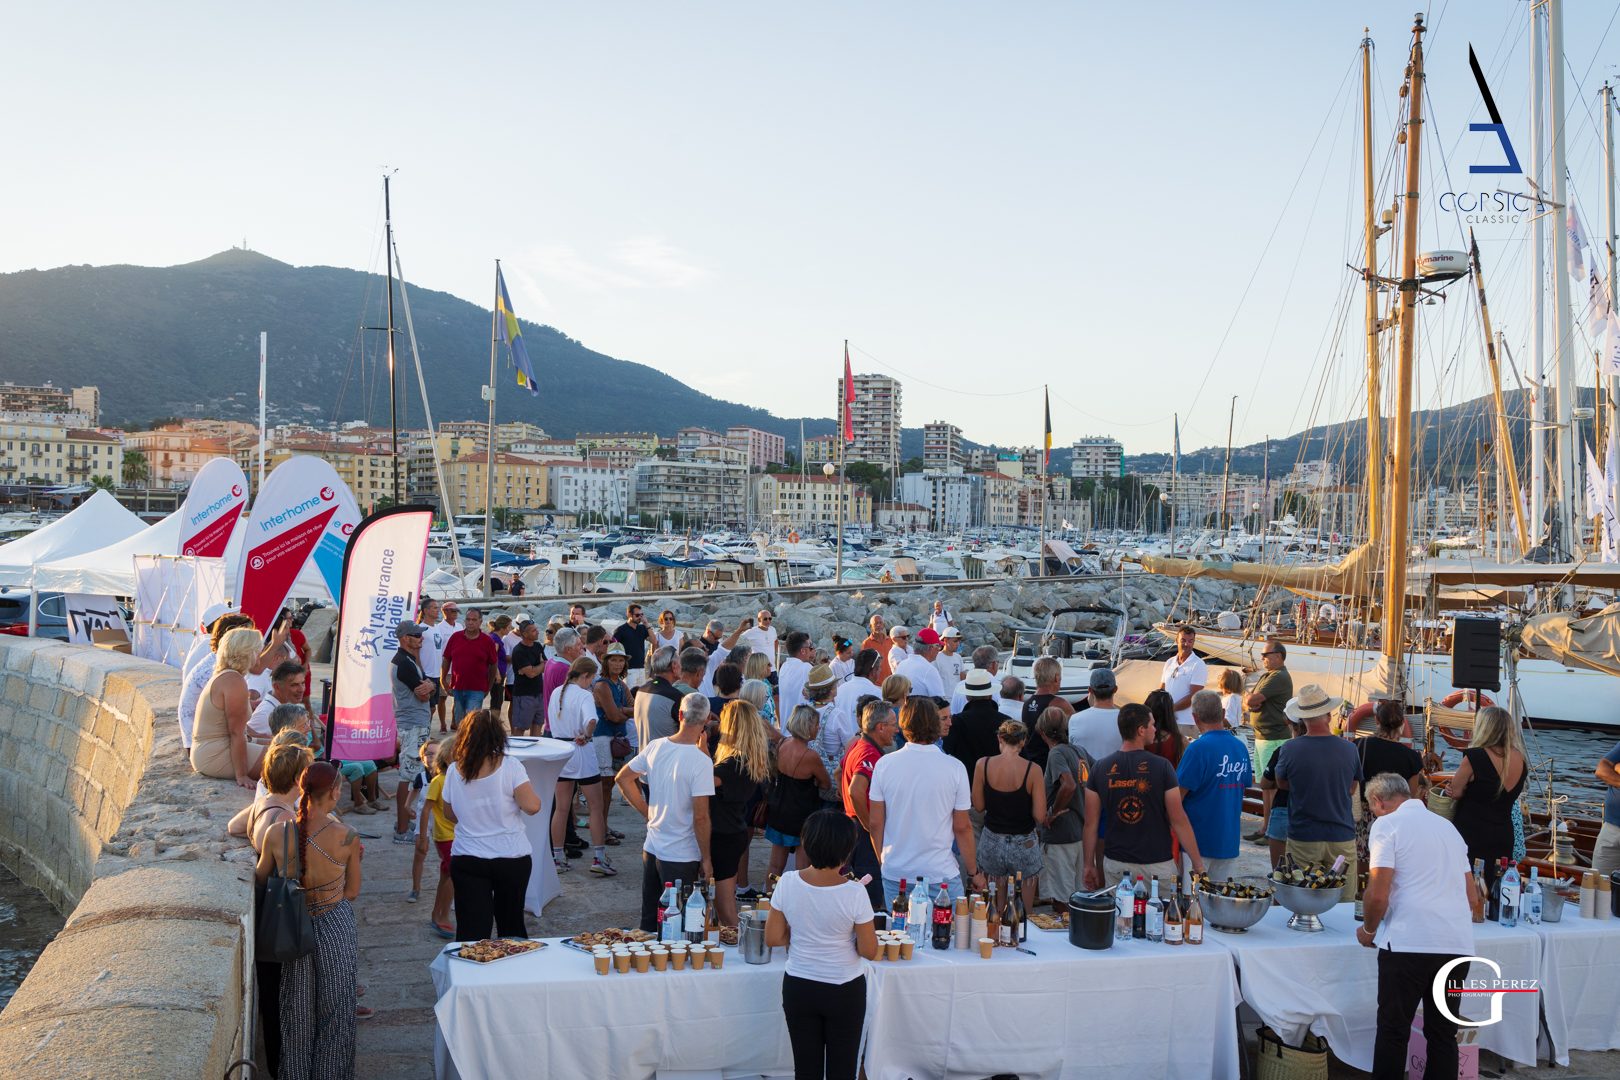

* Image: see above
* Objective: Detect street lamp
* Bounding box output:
[823,461,843,585]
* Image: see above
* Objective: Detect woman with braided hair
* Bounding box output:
[255,760,362,1080]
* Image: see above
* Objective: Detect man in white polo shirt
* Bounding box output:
[1158,625,1208,726]
[776,631,815,716]
[894,628,946,698]
[1357,771,1481,1080]
[739,609,779,670]
[867,700,984,908]
[886,627,912,673]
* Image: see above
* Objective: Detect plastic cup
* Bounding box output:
[885,940,901,962]
[594,953,610,975]
[650,948,668,971]
[978,937,994,959]
[614,952,631,973]
[707,946,725,969]
[632,951,650,973]
[899,938,914,960]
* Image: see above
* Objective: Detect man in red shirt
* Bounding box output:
[841,698,898,909]
[442,607,499,729]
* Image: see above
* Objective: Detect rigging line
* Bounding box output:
[1579,0,1620,88]
[1045,387,1173,430]
[1179,49,1361,426]
[845,343,1041,398]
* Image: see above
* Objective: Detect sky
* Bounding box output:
[3,1,1619,455]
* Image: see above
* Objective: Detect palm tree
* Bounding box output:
[88,475,116,493]
[121,450,149,487]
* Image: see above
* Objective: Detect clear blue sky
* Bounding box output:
[2,2,1617,453]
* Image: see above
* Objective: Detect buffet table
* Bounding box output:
[862,933,1243,1080]
[506,738,574,915]
[1534,917,1620,1064]
[1206,902,1541,1070]
[431,938,799,1080]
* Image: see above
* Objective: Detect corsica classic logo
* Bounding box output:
[1438,45,1536,224]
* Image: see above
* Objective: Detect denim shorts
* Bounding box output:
[451,689,485,717]
[764,824,799,849]
[1266,806,1290,841]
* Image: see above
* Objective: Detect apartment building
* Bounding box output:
[923,422,963,472]
[1070,436,1124,479]
[0,419,120,486]
[677,427,728,460]
[548,460,633,519]
[803,435,837,464]
[127,429,234,488]
[979,471,1020,527]
[835,373,901,472]
[634,455,746,523]
[443,453,550,516]
[899,471,982,531]
[0,383,99,419]
[751,473,872,527]
[725,426,786,472]
[576,431,657,456]
[233,437,403,514]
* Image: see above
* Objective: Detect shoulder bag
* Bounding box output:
[256,820,318,962]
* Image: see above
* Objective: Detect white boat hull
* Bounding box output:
[1190,631,1620,730]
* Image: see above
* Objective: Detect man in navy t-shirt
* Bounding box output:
[1595,741,1620,875]
[1176,689,1252,881]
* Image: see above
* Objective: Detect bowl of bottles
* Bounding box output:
[1270,881,1343,932]
[1195,880,1275,934]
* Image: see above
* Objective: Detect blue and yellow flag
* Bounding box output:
[496,268,538,397]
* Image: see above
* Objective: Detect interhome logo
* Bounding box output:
[187,492,237,527]
[1431,957,1539,1027]
[259,494,324,532]
[1440,46,1537,224]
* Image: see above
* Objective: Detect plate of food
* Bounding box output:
[447,939,548,964]
[1028,912,1069,933]
[718,926,739,947]
[563,928,659,953]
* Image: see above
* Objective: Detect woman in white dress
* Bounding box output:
[548,657,614,877]
[652,609,683,655]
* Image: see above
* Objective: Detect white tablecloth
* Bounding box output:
[431,937,796,1080]
[863,932,1243,1080]
[1535,917,1620,1064]
[508,739,574,914]
[1206,902,1540,1070]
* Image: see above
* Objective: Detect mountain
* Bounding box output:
[0,248,845,445]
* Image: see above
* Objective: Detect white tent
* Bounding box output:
[0,490,147,587]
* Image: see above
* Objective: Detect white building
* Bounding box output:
[548,460,632,519]
[677,427,727,461]
[1285,460,1337,491]
[835,373,902,473]
[923,422,963,471]
[1071,436,1124,480]
[635,455,746,523]
[900,470,982,531]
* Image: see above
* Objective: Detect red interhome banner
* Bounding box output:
[235,456,361,630]
[329,506,432,761]
[178,457,249,558]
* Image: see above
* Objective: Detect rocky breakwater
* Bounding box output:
[501,573,1259,656]
[0,639,256,1080]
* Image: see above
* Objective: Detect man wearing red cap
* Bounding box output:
[894,628,946,698]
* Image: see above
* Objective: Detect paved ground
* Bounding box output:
[255,762,1620,1080]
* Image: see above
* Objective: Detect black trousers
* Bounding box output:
[1373,949,1470,1080]
[639,851,702,933]
[255,959,281,1078]
[448,854,532,941]
[782,972,866,1080]
[850,820,885,911]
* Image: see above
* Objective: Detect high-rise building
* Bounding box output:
[835,373,901,474]
[922,422,963,471]
[1071,436,1124,479]
[725,426,787,472]
[803,435,836,464]
[899,471,982,530]
[70,387,100,424]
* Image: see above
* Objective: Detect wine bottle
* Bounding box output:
[892,878,910,935]
[1132,876,1148,939]
[663,880,684,943]
[1164,879,1184,945]
[1471,859,1488,924]
[1012,873,1028,944]
[705,877,720,945]
[1146,878,1165,943]
[1185,890,1204,945]
[657,881,677,943]
[1499,859,1520,928]
[1487,862,1502,921]
[998,878,1015,946]
[931,881,953,950]
[986,880,1000,945]
[685,880,707,944]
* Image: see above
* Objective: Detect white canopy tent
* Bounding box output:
[0,491,147,587]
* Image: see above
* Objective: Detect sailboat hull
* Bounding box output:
[1190,630,1620,730]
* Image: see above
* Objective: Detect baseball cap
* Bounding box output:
[1088,667,1117,693]
[963,669,994,697]
[516,613,534,625]
[914,628,942,646]
[200,602,232,630]
[942,627,962,639]
[397,621,426,637]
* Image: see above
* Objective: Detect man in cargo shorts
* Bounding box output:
[390,621,434,843]
[1243,640,1292,842]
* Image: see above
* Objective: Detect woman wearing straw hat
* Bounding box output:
[1274,684,1364,904]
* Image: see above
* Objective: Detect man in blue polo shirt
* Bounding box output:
[1177,689,1252,881]
[1595,740,1620,876]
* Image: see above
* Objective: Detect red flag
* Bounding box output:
[842,343,854,443]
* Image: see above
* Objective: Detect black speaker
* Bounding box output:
[1451,616,1501,692]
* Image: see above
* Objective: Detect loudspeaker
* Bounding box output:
[1450,616,1501,692]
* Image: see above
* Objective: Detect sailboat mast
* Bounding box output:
[1470,230,1529,553]
[384,175,400,506]
[1221,397,1235,532]
[1380,14,1427,670]
[1606,82,1618,448]
[1362,29,1384,550]
[484,262,499,598]
[1530,0,1548,540]
[1550,0,1578,558]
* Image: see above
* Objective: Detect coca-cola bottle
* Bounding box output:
[1132,876,1148,939]
[931,881,953,950]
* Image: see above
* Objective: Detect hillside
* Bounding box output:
[0,248,846,445]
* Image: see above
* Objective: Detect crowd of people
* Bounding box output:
[181,589,1583,1080]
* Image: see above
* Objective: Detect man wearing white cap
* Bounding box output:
[895,628,946,698]
[1275,684,1363,903]
[933,627,965,689]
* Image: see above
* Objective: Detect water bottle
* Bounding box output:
[1114,876,1134,941]
[1146,878,1165,943]
[1499,860,1520,928]
[1524,866,1543,926]
[910,877,931,942]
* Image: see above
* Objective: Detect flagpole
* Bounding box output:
[258,331,267,495]
[484,262,499,599]
[1038,385,1048,577]
[384,174,400,507]
[837,341,846,586]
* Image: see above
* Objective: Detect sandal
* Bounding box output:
[356,1005,374,1019]
[604,835,621,846]
[431,921,455,938]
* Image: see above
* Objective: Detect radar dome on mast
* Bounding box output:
[1416,250,1468,282]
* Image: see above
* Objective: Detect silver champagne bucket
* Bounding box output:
[741,911,772,965]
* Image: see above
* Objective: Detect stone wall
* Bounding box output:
[0,639,254,1080]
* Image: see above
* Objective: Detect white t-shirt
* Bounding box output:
[997,697,1023,720]
[741,625,779,670]
[548,683,599,780]
[1160,653,1209,725]
[888,644,911,671]
[421,621,454,678]
[247,696,277,740]
[867,742,972,882]
[932,650,964,688]
[626,737,716,863]
[181,635,212,683]
[830,655,855,681]
[245,667,274,704]
[652,627,683,654]
[443,755,535,860]
[771,870,874,985]
[1069,706,1122,764]
[177,655,215,749]
[1222,693,1243,728]
[698,645,728,697]
[1369,798,1475,955]
[894,654,945,698]
[502,632,521,684]
[835,676,883,740]
[778,656,812,717]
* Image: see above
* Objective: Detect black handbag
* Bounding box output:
[256,820,318,962]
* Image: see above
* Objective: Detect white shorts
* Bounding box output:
[594,734,614,775]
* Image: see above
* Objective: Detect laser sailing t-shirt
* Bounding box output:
[1085,749,1179,865]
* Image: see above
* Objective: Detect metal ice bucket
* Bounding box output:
[740,911,772,965]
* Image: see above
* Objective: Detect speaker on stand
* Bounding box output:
[1450,616,1501,693]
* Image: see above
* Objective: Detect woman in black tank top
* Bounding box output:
[972,719,1048,915]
